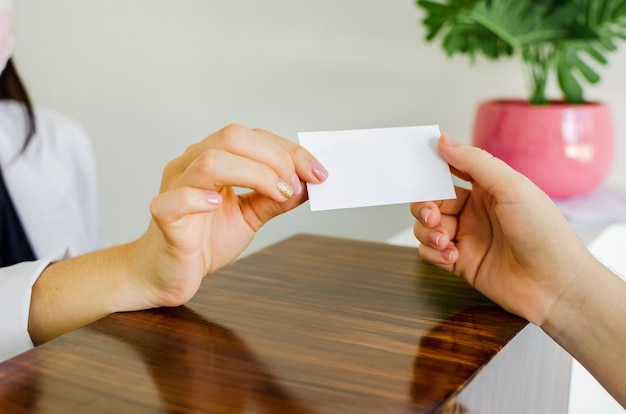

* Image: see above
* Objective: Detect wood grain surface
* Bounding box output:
[0,234,533,413]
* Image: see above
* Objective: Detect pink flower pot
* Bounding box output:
[472,99,614,199]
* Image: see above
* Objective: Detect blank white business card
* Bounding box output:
[298,125,456,211]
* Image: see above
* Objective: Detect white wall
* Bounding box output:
[13,0,626,253]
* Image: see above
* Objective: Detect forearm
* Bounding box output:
[542,258,626,406]
[27,241,146,345]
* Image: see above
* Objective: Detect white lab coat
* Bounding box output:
[0,100,104,361]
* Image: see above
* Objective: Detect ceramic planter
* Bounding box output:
[472,99,614,199]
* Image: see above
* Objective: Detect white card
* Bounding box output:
[298,125,456,211]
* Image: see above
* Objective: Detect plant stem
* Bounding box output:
[522,44,555,105]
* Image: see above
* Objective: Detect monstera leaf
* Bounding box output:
[417,0,626,104]
[553,0,626,103]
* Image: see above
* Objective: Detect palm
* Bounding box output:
[150,183,307,308]
[142,188,256,307]
[201,190,257,272]
[453,186,506,286]
[165,190,256,277]
[450,182,571,319]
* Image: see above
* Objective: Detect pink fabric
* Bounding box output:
[0,1,15,73]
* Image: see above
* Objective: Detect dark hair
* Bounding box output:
[0,58,36,148]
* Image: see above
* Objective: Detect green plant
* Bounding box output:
[416,0,626,104]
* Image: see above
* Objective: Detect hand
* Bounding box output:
[132,124,327,309]
[410,134,595,325]
[27,124,327,345]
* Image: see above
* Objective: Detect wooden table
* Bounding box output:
[0,234,571,413]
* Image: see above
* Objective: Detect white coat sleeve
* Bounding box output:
[0,251,66,362]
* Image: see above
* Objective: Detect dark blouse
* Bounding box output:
[0,169,36,267]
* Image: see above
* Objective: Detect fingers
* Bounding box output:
[411,201,447,247]
[412,203,460,267]
[154,124,330,232]
[252,127,328,184]
[237,189,308,232]
[150,188,223,224]
[410,186,470,248]
[164,124,328,203]
[411,133,532,250]
[418,243,458,267]
[180,149,299,201]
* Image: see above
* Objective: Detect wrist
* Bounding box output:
[105,236,162,314]
[112,223,207,312]
[540,255,618,358]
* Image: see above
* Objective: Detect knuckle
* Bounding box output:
[278,148,293,169]
[252,127,270,136]
[196,149,224,176]
[409,202,422,217]
[162,142,199,179]
[149,195,163,220]
[162,157,180,177]
[160,157,185,192]
[150,189,192,223]
[477,146,492,156]
[184,141,200,154]
[219,123,248,146]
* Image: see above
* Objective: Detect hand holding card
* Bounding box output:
[298,125,456,211]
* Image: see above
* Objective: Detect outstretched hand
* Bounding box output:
[27,124,327,346]
[410,134,593,325]
[411,134,626,407]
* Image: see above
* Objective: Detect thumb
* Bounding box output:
[437,134,530,198]
[238,190,308,232]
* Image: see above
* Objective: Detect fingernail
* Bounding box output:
[442,248,458,263]
[311,160,328,182]
[290,173,302,196]
[441,134,459,147]
[420,207,432,225]
[430,231,444,248]
[206,192,222,206]
[277,179,294,199]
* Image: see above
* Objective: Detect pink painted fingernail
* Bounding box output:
[290,173,303,196]
[206,192,222,206]
[311,160,328,182]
